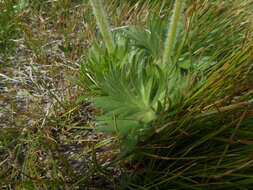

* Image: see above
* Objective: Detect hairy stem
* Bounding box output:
[162,0,184,65]
[89,0,114,53]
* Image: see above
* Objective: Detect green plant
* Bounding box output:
[80,0,207,152]
[79,0,253,188]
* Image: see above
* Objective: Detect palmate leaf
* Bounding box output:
[125,15,168,58]
[78,36,129,91]
[90,56,168,159]
[94,57,166,136]
[124,12,218,77]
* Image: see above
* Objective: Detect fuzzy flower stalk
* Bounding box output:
[89,0,114,53]
[162,0,184,66]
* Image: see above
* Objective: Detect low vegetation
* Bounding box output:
[0,0,252,189]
